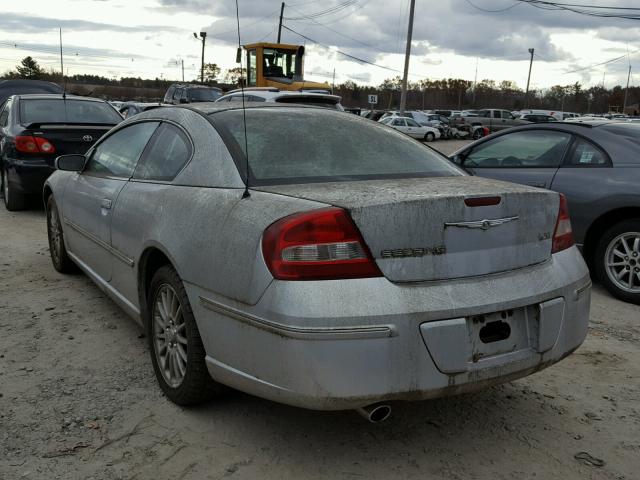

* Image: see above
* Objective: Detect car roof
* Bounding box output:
[13,94,108,103]
[220,90,341,101]
[168,83,222,91]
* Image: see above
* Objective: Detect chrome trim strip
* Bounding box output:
[444,216,519,230]
[64,217,134,267]
[575,280,592,300]
[199,296,397,340]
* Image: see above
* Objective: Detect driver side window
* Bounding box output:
[464,130,571,168]
[85,122,159,178]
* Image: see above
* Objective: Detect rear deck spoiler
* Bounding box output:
[21,122,117,129]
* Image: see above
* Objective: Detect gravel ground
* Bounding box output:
[1,171,639,480]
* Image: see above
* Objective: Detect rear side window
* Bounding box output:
[565,138,609,166]
[19,99,122,124]
[0,102,8,126]
[85,121,159,178]
[133,123,192,181]
[464,130,571,168]
[188,88,221,102]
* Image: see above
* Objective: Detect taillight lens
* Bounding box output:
[15,135,56,154]
[262,207,382,280]
[551,194,574,253]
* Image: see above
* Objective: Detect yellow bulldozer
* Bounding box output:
[243,42,330,91]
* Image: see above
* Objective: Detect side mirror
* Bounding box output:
[450,153,464,165]
[56,154,86,171]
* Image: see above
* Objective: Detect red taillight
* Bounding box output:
[15,135,56,154]
[552,194,574,253]
[262,207,383,281]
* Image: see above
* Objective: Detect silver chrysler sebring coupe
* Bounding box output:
[44,104,591,420]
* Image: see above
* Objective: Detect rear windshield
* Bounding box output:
[600,123,640,148]
[20,99,122,124]
[211,108,463,185]
[188,89,222,102]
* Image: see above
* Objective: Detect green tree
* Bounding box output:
[16,56,44,79]
[202,63,221,83]
[224,67,245,85]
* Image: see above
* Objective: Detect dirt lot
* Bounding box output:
[1,160,639,479]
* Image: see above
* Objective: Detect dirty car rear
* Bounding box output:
[45,105,591,410]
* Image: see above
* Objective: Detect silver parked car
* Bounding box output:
[44,104,591,419]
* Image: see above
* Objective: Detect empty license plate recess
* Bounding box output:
[468,307,535,362]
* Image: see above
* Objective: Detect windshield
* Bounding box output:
[211,108,463,185]
[263,48,299,78]
[188,89,221,102]
[19,99,122,124]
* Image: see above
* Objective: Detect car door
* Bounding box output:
[461,129,573,189]
[62,121,159,282]
[549,136,612,244]
[405,118,423,138]
[391,118,408,134]
[110,122,194,304]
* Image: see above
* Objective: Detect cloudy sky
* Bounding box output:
[0,0,638,90]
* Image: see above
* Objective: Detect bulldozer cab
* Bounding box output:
[244,42,330,91]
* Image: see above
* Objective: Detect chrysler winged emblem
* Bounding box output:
[444,216,519,230]
[82,135,93,142]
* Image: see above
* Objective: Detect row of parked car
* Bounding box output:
[1,76,638,419]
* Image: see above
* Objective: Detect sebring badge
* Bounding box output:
[82,135,93,142]
[381,245,447,258]
[444,215,519,230]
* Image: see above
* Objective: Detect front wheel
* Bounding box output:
[594,219,640,305]
[472,128,484,140]
[424,132,435,142]
[147,265,225,405]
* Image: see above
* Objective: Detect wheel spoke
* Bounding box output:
[175,348,186,376]
[621,237,632,255]
[175,322,186,333]
[608,261,626,267]
[613,248,626,259]
[176,333,188,345]
[633,237,640,254]
[616,268,628,280]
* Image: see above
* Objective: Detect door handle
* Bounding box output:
[101,198,112,210]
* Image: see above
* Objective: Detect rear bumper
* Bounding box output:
[4,158,55,195]
[188,246,591,410]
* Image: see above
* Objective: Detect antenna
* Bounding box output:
[235,0,250,199]
[59,28,66,99]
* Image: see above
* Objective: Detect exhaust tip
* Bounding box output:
[356,403,391,423]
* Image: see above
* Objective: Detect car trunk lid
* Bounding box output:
[21,123,113,164]
[257,176,559,282]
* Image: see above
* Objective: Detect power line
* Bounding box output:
[463,0,521,13]
[516,0,640,20]
[563,47,640,74]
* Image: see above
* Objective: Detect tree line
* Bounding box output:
[2,56,637,113]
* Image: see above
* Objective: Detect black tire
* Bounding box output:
[594,219,640,305]
[2,167,26,211]
[46,196,77,273]
[147,264,224,405]
[424,132,435,142]
[472,128,484,140]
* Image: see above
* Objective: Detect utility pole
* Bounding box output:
[472,57,478,107]
[181,59,184,82]
[623,64,631,113]
[277,2,285,43]
[332,68,335,94]
[524,48,534,109]
[59,28,64,85]
[399,0,416,116]
[194,31,207,84]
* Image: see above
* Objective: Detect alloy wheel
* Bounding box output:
[152,284,188,387]
[605,232,640,293]
[48,205,62,264]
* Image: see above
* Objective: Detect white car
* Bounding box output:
[380,116,441,141]
[216,87,344,110]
